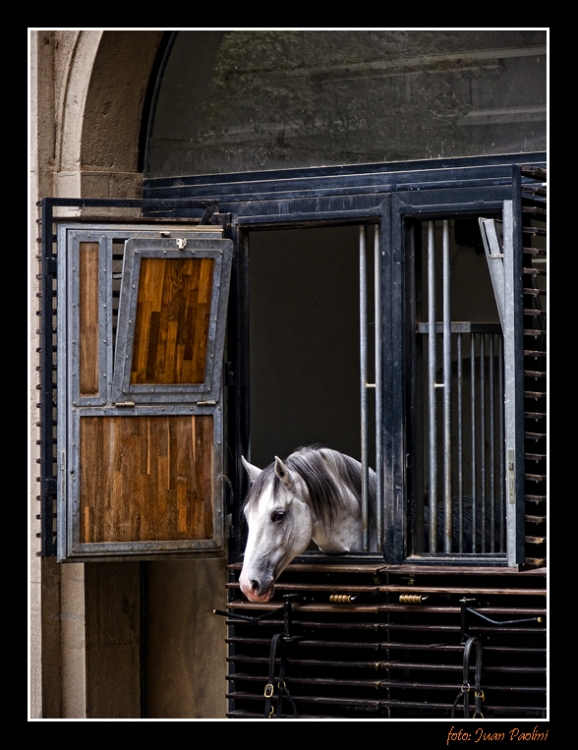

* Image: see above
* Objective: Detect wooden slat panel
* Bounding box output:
[225,565,546,718]
[79,242,100,395]
[79,415,214,543]
[130,257,214,384]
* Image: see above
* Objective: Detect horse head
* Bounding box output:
[239,455,314,603]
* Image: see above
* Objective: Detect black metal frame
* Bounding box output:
[143,152,545,566]
[37,152,546,560]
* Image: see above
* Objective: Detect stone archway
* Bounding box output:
[52,30,165,199]
[80,31,165,197]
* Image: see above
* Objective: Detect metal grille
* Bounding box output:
[224,563,546,718]
[411,219,506,559]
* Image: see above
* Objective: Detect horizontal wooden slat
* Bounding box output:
[225,564,547,718]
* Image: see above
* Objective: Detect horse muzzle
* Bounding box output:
[239,574,275,603]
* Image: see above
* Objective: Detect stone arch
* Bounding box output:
[55,30,165,198]
[31,29,166,719]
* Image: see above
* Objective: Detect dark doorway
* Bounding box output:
[248,225,373,469]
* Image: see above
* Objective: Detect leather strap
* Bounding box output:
[264,632,297,718]
[452,636,484,718]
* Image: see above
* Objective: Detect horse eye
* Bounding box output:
[271,511,285,523]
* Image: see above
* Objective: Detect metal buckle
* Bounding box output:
[264,683,275,699]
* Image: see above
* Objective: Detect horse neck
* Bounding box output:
[308,490,363,554]
[309,467,377,554]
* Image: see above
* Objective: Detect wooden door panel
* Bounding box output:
[57,225,232,560]
[79,415,214,543]
[79,242,100,396]
[131,257,215,385]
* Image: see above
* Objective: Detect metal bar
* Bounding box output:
[416,322,501,334]
[427,221,437,552]
[359,225,369,550]
[498,335,505,552]
[489,335,496,553]
[503,190,526,566]
[480,335,486,551]
[471,334,477,552]
[479,217,506,331]
[39,196,218,210]
[442,220,452,552]
[457,333,464,552]
[373,224,383,552]
[39,199,57,557]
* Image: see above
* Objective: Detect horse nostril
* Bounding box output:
[250,579,260,593]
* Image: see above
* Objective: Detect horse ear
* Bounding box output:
[274,456,294,489]
[241,456,263,483]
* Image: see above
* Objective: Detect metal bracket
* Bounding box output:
[479,217,506,331]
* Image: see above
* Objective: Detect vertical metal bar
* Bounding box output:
[489,335,496,552]
[457,333,464,552]
[442,220,452,552]
[480,335,486,551]
[503,192,525,565]
[40,199,57,557]
[470,334,477,552]
[234,227,251,562]
[359,225,369,550]
[427,221,437,551]
[374,224,383,551]
[498,335,505,552]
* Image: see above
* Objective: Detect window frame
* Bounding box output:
[176,155,535,567]
[38,154,544,564]
[112,235,232,404]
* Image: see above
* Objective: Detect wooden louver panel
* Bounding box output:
[79,414,214,543]
[225,563,547,719]
[131,257,215,385]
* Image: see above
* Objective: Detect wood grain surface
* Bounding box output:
[130,257,214,385]
[79,415,214,543]
[79,242,100,396]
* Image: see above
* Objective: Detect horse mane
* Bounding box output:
[243,445,371,529]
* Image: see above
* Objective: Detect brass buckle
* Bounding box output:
[264,683,275,699]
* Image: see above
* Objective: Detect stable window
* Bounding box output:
[39,157,546,568]
[406,216,508,561]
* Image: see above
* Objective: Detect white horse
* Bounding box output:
[238,446,502,602]
[239,446,376,603]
